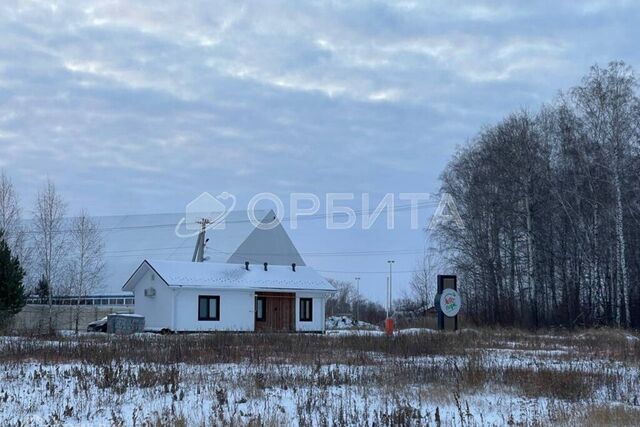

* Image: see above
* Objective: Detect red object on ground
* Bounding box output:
[385,318,394,336]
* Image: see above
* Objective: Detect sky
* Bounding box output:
[1,0,640,302]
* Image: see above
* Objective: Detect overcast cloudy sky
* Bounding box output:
[1,1,639,298]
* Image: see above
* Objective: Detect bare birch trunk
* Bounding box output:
[525,194,535,323]
[612,165,630,327]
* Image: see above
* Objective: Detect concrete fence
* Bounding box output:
[9,304,134,333]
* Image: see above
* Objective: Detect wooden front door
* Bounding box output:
[255,292,295,332]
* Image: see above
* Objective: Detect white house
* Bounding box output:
[122,259,334,332]
[118,210,335,332]
[23,209,337,332]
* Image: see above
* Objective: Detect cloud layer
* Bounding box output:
[1,0,639,215]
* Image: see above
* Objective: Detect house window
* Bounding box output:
[300,298,313,322]
[255,296,266,321]
[198,296,220,321]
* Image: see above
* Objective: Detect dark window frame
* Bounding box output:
[198,295,220,321]
[299,298,313,322]
[255,296,267,321]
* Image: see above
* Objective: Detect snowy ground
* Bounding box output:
[0,329,639,426]
[325,315,379,331]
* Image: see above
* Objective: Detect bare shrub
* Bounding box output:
[579,405,640,427]
[503,367,601,401]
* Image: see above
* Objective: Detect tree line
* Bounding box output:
[325,278,389,326]
[436,61,640,328]
[0,173,104,332]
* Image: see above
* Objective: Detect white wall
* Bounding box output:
[174,288,255,331]
[134,276,330,332]
[134,269,173,330]
[295,292,326,332]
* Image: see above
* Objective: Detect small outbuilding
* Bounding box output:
[106,313,145,334]
[122,259,335,333]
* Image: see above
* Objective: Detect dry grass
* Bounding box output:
[578,405,640,427]
[0,327,638,426]
[3,326,637,365]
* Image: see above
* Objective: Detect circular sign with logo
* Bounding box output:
[439,289,461,317]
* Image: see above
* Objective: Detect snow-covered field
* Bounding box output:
[0,329,638,426]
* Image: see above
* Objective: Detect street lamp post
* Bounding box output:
[355,277,360,324]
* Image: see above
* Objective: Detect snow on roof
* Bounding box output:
[107,313,144,318]
[123,259,336,292]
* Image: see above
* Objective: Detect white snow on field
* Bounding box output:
[0,333,638,426]
[3,363,538,426]
[325,325,442,336]
[0,359,544,426]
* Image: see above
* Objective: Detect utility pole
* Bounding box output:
[192,218,211,262]
[355,277,360,324]
[387,260,394,315]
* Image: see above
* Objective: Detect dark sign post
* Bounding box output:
[435,275,459,331]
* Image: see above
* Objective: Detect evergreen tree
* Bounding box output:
[36,275,49,299]
[0,228,26,329]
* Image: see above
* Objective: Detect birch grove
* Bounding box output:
[437,62,640,328]
[437,62,640,327]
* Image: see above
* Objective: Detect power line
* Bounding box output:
[21,200,439,234]
[317,268,419,275]
[103,246,425,258]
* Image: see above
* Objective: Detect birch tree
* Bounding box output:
[68,211,105,332]
[33,179,67,332]
[409,246,443,311]
[0,171,28,270]
[570,62,640,327]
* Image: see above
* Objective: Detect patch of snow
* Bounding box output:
[325,315,379,331]
[396,328,439,335]
[325,329,385,336]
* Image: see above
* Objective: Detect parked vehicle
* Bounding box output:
[86,317,108,332]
